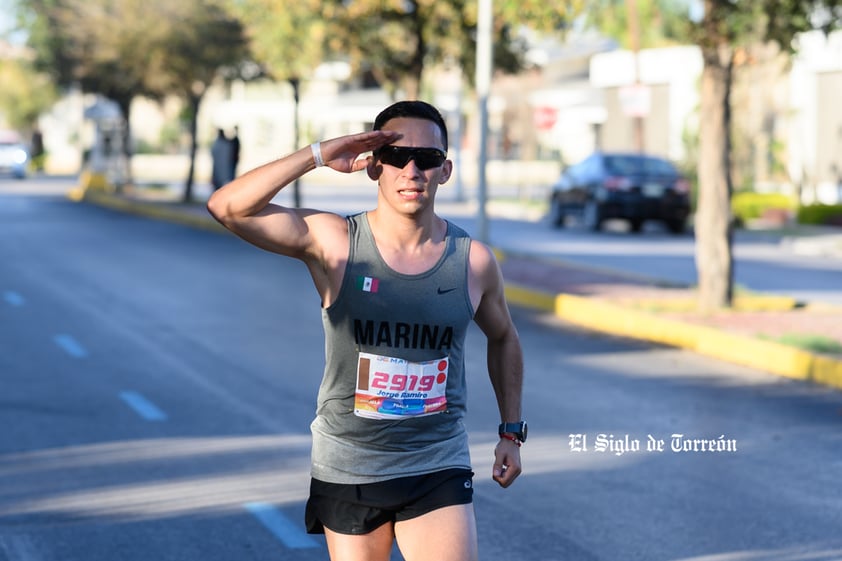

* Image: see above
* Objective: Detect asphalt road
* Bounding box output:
[2,187,842,560]
[467,216,842,307]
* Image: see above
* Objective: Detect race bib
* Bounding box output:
[354,352,449,419]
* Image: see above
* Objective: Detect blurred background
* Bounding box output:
[0,0,839,213]
[3,5,842,559]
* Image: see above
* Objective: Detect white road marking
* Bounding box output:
[119,391,168,421]
[245,502,321,549]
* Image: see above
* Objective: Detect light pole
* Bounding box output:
[476,0,492,243]
[290,77,302,208]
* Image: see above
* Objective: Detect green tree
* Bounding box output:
[18,0,248,199]
[0,56,58,132]
[229,0,582,205]
[21,0,173,180]
[154,1,249,202]
[689,0,841,312]
[228,0,327,207]
[324,1,582,97]
[584,0,691,48]
[586,1,841,311]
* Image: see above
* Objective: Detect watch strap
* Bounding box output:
[498,421,527,442]
[499,433,522,447]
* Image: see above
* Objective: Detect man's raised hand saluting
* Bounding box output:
[320,130,402,174]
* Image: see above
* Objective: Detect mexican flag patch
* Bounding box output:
[357,276,380,293]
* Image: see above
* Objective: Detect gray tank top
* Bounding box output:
[310,212,475,484]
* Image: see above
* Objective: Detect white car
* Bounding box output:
[0,131,30,179]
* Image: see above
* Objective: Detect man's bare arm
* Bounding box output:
[206,130,401,259]
[470,242,524,488]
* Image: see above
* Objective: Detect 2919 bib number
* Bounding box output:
[370,372,443,393]
[355,353,449,419]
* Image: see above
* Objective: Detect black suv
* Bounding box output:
[549,152,691,234]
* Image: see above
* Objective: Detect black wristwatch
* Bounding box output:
[498,421,528,443]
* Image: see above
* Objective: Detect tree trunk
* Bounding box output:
[402,76,421,100]
[695,45,735,313]
[116,96,134,189]
[183,94,201,203]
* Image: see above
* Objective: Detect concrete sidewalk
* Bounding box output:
[75,184,842,392]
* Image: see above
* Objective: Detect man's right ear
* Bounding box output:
[366,156,382,181]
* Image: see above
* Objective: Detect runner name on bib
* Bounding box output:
[354,352,449,419]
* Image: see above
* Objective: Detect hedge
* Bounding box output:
[731,192,797,223]
[797,204,842,226]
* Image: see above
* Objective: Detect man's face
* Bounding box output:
[370,117,452,214]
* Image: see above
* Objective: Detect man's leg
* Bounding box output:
[323,522,395,561]
[394,504,478,561]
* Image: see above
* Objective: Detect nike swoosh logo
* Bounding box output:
[437,287,457,295]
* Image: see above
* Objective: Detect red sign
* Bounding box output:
[533,106,558,130]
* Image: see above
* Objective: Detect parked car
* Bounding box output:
[548,152,691,234]
[0,131,30,179]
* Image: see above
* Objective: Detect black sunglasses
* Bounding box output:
[374,145,447,170]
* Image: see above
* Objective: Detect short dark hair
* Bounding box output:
[373,100,448,152]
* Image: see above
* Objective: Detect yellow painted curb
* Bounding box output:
[503,281,842,391]
[76,190,226,234]
[504,284,557,312]
[622,294,799,312]
[552,293,842,391]
[78,171,112,192]
[67,186,86,202]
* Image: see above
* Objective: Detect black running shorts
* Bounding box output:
[305,468,474,535]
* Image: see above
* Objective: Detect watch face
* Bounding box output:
[500,422,527,442]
